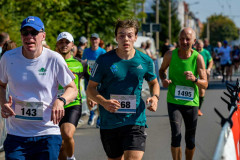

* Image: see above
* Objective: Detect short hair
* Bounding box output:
[196,39,203,45]
[115,19,139,36]
[2,40,17,56]
[178,27,196,40]
[0,32,9,46]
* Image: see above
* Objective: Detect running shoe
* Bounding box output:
[198,109,203,116]
[67,156,76,160]
[96,116,100,128]
[88,110,96,126]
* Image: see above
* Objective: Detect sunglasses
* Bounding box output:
[21,30,44,36]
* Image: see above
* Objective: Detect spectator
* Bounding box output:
[76,36,88,59]
[0,32,10,55]
[1,40,17,56]
[99,39,105,49]
[105,43,113,52]
[136,42,146,54]
[161,38,170,57]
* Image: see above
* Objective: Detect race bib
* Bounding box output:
[87,60,96,70]
[15,101,43,121]
[110,95,136,113]
[174,85,194,101]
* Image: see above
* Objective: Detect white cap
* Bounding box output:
[57,32,74,42]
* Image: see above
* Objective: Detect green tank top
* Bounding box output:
[58,56,90,108]
[167,48,199,106]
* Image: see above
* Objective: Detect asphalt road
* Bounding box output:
[0,76,238,160]
[72,77,239,160]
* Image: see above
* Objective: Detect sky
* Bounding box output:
[144,0,240,28]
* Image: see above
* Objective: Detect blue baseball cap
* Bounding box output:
[223,40,228,44]
[21,16,45,31]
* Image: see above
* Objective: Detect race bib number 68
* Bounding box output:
[110,95,136,113]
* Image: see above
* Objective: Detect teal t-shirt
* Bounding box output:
[90,49,157,129]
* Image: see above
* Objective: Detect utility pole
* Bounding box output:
[156,0,159,51]
[142,0,146,36]
[168,0,171,43]
[207,18,210,42]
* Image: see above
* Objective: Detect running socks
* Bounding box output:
[199,96,204,109]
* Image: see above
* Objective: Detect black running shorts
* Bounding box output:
[59,105,82,127]
[100,125,147,159]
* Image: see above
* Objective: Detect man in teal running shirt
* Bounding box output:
[195,39,213,116]
[87,19,160,160]
[159,28,208,160]
[56,32,94,160]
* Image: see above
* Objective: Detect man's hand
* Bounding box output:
[1,96,15,118]
[206,69,211,77]
[162,79,172,88]
[184,71,196,82]
[102,99,120,113]
[51,99,65,124]
[87,98,97,109]
[146,96,158,112]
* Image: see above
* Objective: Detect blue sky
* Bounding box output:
[145,0,240,28]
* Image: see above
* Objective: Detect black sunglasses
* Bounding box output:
[21,30,44,36]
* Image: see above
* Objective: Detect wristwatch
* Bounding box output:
[57,97,66,106]
[154,94,160,100]
[194,77,198,83]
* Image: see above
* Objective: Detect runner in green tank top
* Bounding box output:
[56,32,94,160]
[159,27,208,160]
[195,39,213,116]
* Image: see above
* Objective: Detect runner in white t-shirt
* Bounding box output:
[0,16,77,160]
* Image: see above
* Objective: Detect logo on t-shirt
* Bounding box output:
[137,64,143,69]
[110,64,118,73]
[38,67,47,75]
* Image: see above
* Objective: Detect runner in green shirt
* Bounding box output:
[159,28,208,160]
[195,39,213,116]
[56,32,93,160]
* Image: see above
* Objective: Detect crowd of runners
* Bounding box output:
[0,15,239,160]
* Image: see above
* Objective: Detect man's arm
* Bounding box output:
[146,78,160,112]
[51,80,77,124]
[184,54,208,89]
[0,80,15,118]
[159,51,172,88]
[86,80,120,113]
[196,54,208,89]
[207,59,213,75]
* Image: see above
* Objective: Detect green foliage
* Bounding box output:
[201,14,239,46]
[0,0,143,49]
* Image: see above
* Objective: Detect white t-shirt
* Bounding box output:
[0,47,75,137]
[219,46,231,65]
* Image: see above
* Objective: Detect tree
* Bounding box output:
[0,0,143,49]
[201,14,239,46]
[149,0,181,54]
